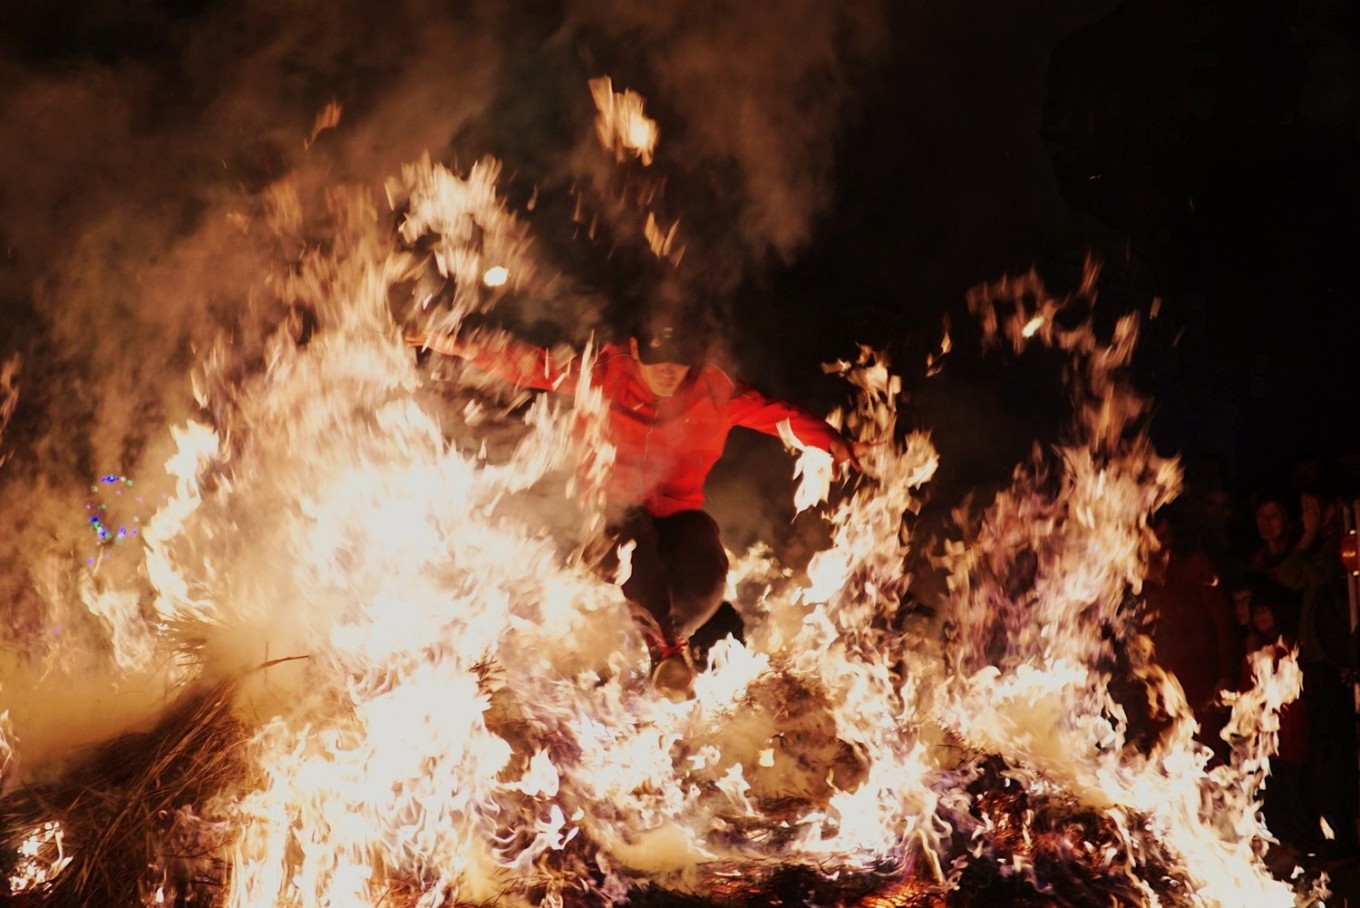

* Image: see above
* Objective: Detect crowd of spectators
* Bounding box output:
[1143,455,1360,866]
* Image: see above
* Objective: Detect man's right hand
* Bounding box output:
[828,435,866,473]
[406,330,469,358]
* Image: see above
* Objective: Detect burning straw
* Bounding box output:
[1,681,245,906]
[0,145,1309,906]
[0,705,1204,908]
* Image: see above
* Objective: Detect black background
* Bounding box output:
[772,0,1360,492]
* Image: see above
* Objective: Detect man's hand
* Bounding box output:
[1298,493,1322,552]
[406,330,469,358]
[828,435,864,473]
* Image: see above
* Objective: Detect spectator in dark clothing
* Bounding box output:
[1240,578,1320,858]
[1145,508,1237,751]
[1245,483,1357,858]
[1293,483,1359,856]
[1225,572,1260,667]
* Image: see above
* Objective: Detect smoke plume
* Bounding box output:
[0,0,889,770]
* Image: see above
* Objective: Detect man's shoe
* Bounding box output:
[689,601,744,669]
[651,645,695,702]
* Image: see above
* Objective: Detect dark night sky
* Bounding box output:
[0,0,1357,506]
[751,0,1359,496]
[772,0,1360,492]
[1046,0,1360,486]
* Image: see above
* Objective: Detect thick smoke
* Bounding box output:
[565,0,888,285]
[0,1,889,770]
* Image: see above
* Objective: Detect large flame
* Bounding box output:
[1,111,1308,908]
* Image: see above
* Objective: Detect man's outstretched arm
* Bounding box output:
[406,328,579,394]
[726,383,861,471]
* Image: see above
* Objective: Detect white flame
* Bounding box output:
[8,820,72,895]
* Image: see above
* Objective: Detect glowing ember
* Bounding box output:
[590,76,659,165]
[0,354,18,470]
[644,211,684,263]
[305,99,342,150]
[924,318,951,378]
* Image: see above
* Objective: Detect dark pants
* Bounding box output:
[601,508,729,643]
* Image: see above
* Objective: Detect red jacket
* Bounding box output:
[462,338,844,516]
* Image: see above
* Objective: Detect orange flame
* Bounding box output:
[589,77,659,166]
[2,156,1302,906]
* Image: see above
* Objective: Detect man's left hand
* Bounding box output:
[829,436,865,473]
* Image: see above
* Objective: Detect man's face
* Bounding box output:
[630,339,690,398]
[1256,501,1287,545]
[1251,602,1277,636]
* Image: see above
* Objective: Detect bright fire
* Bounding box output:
[0,89,1310,908]
[7,821,72,896]
[590,76,659,166]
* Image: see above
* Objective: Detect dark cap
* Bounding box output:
[636,321,703,365]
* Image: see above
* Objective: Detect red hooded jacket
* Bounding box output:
[461,338,845,517]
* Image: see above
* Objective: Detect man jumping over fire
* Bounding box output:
[407,288,858,700]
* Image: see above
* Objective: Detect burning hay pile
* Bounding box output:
[0,679,1247,907]
[2,683,245,906]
